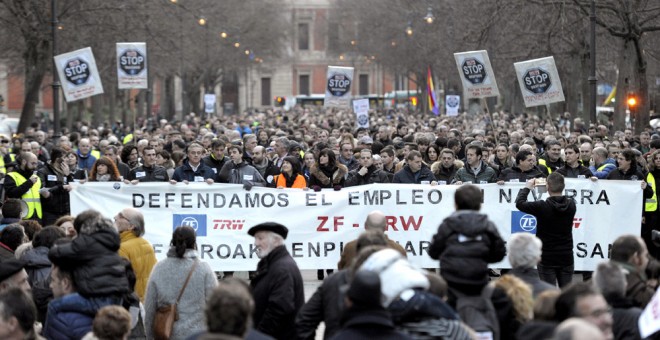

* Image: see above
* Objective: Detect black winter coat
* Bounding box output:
[392,164,436,184]
[48,229,129,298]
[295,270,349,340]
[329,307,412,340]
[250,245,304,340]
[345,165,391,186]
[38,163,74,218]
[428,211,506,286]
[498,166,545,182]
[127,164,169,182]
[515,188,576,267]
[555,164,593,178]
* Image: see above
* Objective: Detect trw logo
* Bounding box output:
[573,217,583,229]
[213,219,246,230]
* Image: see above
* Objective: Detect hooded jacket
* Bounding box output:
[48,228,130,297]
[515,188,577,266]
[43,293,111,340]
[428,211,506,286]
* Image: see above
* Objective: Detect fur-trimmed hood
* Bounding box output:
[310,163,348,185]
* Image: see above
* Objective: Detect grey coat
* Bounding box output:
[144,248,217,340]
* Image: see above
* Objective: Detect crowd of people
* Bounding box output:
[0,106,659,339]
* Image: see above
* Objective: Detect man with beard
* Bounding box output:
[345,149,390,187]
[432,149,461,184]
[4,152,42,222]
[538,140,564,174]
[251,145,279,185]
[248,222,304,339]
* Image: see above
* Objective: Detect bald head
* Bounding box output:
[364,210,386,231]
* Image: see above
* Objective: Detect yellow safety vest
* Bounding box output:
[0,154,16,174]
[538,158,552,174]
[646,173,657,212]
[91,150,101,160]
[597,163,612,172]
[6,172,42,219]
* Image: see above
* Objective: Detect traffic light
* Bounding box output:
[627,93,638,109]
[274,96,286,107]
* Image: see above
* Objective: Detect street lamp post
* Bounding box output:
[51,0,61,137]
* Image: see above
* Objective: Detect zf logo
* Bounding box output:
[511,211,537,234]
[173,214,207,236]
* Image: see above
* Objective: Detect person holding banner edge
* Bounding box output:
[515,172,576,288]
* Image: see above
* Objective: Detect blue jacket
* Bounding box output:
[589,158,617,179]
[76,150,97,172]
[172,159,216,182]
[43,293,114,340]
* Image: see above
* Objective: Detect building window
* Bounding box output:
[299,75,310,96]
[261,77,271,106]
[359,74,369,96]
[298,23,309,50]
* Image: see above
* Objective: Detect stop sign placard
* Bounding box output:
[523,68,552,94]
[461,58,487,85]
[119,49,145,76]
[64,58,90,86]
[327,73,351,97]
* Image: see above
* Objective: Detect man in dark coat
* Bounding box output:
[345,149,391,187]
[170,142,215,184]
[593,261,643,340]
[497,149,546,183]
[248,222,304,340]
[516,172,577,288]
[125,146,169,183]
[392,150,436,184]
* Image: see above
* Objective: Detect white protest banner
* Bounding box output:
[117,43,148,89]
[353,98,369,128]
[204,94,216,114]
[324,66,353,108]
[54,47,104,102]
[514,56,565,107]
[639,289,660,338]
[446,95,460,116]
[454,50,500,99]
[70,180,640,271]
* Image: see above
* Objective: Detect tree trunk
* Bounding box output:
[614,39,634,132]
[108,86,116,127]
[92,95,102,128]
[18,39,49,133]
[164,75,175,120]
[633,36,650,134]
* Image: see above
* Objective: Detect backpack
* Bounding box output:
[455,285,499,340]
